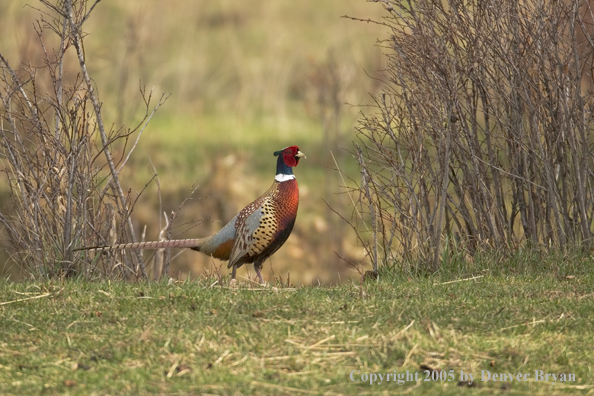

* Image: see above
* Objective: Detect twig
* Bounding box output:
[322,197,373,267]
[162,183,201,278]
[303,335,335,351]
[390,320,415,341]
[500,319,546,332]
[0,293,51,306]
[250,381,317,395]
[340,14,390,27]
[65,0,146,279]
[114,89,169,175]
[80,0,102,27]
[330,150,365,225]
[435,275,484,285]
[355,143,378,272]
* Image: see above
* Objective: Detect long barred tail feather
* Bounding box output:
[74,238,203,252]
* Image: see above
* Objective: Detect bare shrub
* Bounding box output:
[351,0,594,271]
[0,0,166,279]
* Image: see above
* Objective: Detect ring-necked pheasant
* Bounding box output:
[78,146,305,284]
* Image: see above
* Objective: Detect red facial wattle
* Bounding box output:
[283,146,300,167]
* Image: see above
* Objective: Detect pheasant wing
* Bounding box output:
[227,198,266,268]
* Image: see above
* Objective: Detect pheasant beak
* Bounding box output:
[295,151,306,160]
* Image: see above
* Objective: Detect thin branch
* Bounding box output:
[65,0,147,279]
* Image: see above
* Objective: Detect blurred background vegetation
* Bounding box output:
[0,1,387,284]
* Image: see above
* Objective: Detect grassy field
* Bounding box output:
[1,5,594,393]
[1,251,593,395]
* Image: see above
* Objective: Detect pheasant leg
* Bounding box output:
[255,264,264,284]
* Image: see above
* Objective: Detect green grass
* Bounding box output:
[1,253,593,395]
[129,111,331,188]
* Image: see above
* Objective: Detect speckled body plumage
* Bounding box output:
[198,177,299,279]
[77,146,305,284]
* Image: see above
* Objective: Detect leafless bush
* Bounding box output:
[351,0,594,271]
[0,0,166,279]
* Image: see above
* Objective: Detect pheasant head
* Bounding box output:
[274,146,306,182]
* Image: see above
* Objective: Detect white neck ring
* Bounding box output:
[275,174,295,182]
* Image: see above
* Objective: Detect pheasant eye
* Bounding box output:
[283,150,297,167]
